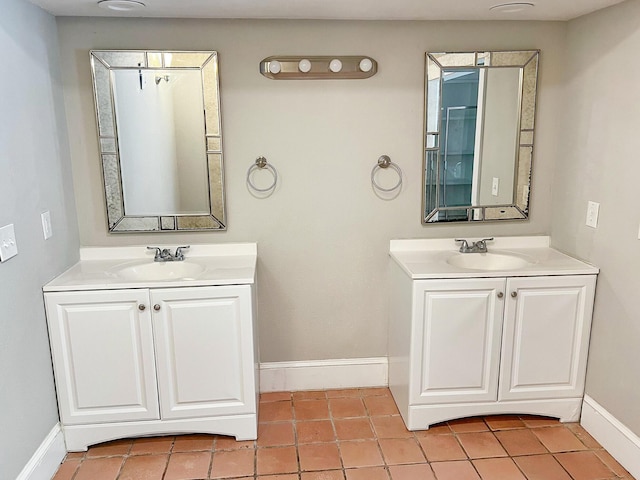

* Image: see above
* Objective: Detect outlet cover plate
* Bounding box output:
[41,211,52,240]
[586,201,600,228]
[0,224,18,262]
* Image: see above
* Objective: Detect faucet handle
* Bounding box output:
[475,237,494,247]
[147,246,162,260]
[175,245,190,259]
[455,238,470,253]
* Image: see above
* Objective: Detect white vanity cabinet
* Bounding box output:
[45,289,160,425]
[43,244,259,451]
[388,237,599,430]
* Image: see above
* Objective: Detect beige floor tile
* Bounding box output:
[513,454,572,480]
[371,416,412,439]
[258,422,296,447]
[430,460,481,480]
[418,434,467,462]
[335,418,375,441]
[388,463,436,480]
[298,443,342,471]
[473,457,526,480]
[73,457,124,480]
[345,466,389,480]
[301,470,346,480]
[118,454,168,480]
[330,397,367,418]
[164,451,211,480]
[256,445,298,475]
[532,426,588,453]
[364,396,400,416]
[260,401,294,423]
[448,418,489,433]
[340,440,384,468]
[494,428,548,456]
[555,451,617,480]
[457,432,508,459]
[295,399,331,421]
[297,420,336,444]
[210,449,254,479]
[379,438,425,465]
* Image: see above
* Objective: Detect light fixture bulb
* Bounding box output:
[489,2,534,13]
[329,59,343,73]
[359,58,373,73]
[269,60,282,74]
[97,0,146,11]
[298,59,312,73]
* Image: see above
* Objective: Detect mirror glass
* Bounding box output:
[423,50,539,223]
[90,50,226,232]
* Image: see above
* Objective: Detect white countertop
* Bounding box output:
[390,236,599,279]
[44,243,257,292]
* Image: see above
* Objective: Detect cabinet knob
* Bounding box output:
[497,292,504,298]
[153,304,161,311]
[511,291,518,298]
[138,304,146,311]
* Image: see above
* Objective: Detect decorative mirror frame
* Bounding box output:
[423,50,539,224]
[90,50,226,233]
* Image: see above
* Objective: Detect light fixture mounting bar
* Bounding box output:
[260,56,378,80]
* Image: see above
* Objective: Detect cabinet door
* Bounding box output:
[151,285,255,420]
[499,275,596,401]
[411,278,506,405]
[44,290,159,425]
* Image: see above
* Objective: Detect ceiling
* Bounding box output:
[27,0,623,21]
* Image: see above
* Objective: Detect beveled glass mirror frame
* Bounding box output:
[423,50,539,224]
[90,50,226,233]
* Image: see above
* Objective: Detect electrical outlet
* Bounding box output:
[586,201,600,228]
[492,177,499,196]
[41,211,53,240]
[0,224,18,262]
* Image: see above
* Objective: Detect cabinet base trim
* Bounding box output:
[259,357,388,392]
[16,423,66,480]
[581,395,640,479]
[404,398,583,430]
[62,414,257,452]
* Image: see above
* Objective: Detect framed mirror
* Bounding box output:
[90,50,226,232]
[423,50,539,223]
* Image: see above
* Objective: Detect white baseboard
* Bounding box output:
[16,423,66,480]
[260,357,388,392]
[581,395,640,479]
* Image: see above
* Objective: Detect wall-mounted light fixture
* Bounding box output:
[260,56,378,80]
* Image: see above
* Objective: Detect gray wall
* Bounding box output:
[0,0,79,477]
[552,0,640,436]
[56,17,565,362]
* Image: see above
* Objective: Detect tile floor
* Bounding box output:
[52,388,635,480]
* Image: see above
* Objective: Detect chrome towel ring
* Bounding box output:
[247,156,278,193]
[371,155,402,192]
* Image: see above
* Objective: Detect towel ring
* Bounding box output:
[247,156,278,192]
[371,155,402,192]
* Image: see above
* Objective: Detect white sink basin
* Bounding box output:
[446,252,533,271]
[113,261,206,281]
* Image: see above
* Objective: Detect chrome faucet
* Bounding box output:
[455,238,494,253]
[147,246,190,262]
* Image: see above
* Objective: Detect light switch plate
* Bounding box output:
[0,224,18,262]
[586,201,600,228]
[492,177,499,196]
[41,211,53,240]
